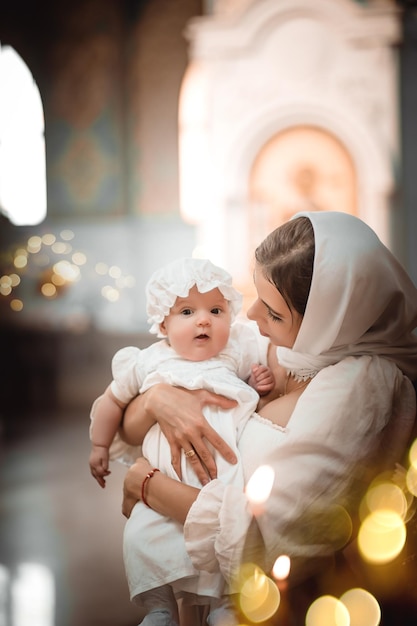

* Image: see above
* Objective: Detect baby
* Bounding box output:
[89,257,274,626]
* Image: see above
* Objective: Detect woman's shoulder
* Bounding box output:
[320,354,404,382]
[295,355,408,431]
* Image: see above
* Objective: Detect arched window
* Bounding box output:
[0,44,46,225]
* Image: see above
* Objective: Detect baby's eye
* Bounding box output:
[181,308,193,316]
[211,307,222,315]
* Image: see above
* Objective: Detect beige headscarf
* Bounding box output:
[277,211,417,381]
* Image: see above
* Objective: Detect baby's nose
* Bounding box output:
[196,314,210,326]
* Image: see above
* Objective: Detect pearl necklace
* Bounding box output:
[280,372,310,397]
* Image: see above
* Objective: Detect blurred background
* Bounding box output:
[0,0,416,624]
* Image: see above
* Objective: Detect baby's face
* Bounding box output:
[159,286,232,361]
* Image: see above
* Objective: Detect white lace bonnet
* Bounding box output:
[146,257,243,335]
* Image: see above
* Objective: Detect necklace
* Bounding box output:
[280,372,310,397]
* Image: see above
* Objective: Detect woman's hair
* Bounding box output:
[254,216,315,316]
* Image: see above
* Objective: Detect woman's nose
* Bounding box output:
[246,300,257,321]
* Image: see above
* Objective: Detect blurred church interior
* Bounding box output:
[1,0,417,624]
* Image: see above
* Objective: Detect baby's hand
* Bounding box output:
[248,364,275,396]
[89,445,111,488]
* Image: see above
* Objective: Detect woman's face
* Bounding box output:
[247,262,303,348]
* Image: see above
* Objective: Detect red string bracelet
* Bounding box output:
[141,468,160,508]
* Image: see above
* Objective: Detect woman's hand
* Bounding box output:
[122,457,153,518]
[140,384,238,484]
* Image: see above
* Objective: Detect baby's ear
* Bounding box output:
[159,321,167,336]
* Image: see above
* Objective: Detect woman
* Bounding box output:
[117,211,417,621]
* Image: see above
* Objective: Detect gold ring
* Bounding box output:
[185,449,196,458]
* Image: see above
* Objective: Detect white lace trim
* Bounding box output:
[252,412,288,432]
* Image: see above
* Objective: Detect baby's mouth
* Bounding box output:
[195,333,209,339]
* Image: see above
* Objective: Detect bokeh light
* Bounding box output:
[27,235,42,253]
[10,298,23,311]
[9,273,20,287]
[41,233,56,246]
[239,566,280,623]
[95,262,108,275]
[340,588,381,626]
[14,253,27,269]
[272,555,291,581]
[306,595,350,626]
[405,464,417,498]
[360,481,408,522]
[245,465,275,507]
[40,283,57,298]
[51,273,66,287]
[52,260,80,282]
[51,241,68,254]
[11,562,55,626]
[357,509,406,564]
[101,286,120,302]
[60,229,74,241]
[1,228,136,317]
[72,252,87,266]
[409,438,417,469]
[109,265,122,279]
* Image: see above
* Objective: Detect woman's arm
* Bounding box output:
[122,457,199,523]
[121,384,239,483]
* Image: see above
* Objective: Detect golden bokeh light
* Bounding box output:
[357,510,406,564]
[306,595,350,626]
[72,252,87,266]
[40,283,57,298]
[53,260,80,282]
[360,481,408,522]
[50,241,67,254]
[405,465,417,498]
[272,555,291,581]
[239,568,280,623]
[0,276,12,295]
[10,299,23,311]
[245,465,275,506]
[41,233,56,245]
[340,588,381,626]
[14,254,27,269]
[0,285,12,296]
[27,235,43,252]
[1,228,135,315]
[9,273,20,287]
[51,273,66,287]
[409,439,417,470]
[0,275,12,286]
